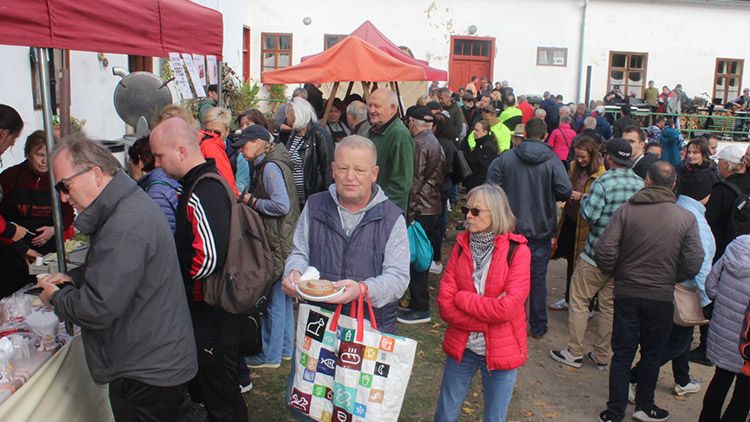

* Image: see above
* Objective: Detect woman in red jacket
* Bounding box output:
[435,184,531,422]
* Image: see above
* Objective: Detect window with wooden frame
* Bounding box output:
[452,38,493,58]
[324,34,347,50]
[607,51,648,98]
[714,58,744,105]
[30,48,68,110]
[537,47,567,67]
[242,26,251,81]
[261,32,292,72]
[128,55,153,73]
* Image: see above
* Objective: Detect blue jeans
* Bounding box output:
[256,279,294,363]
[434,349,517,422]
[630,323,693,387]
[526,238,552,336]
[607,298,673,421]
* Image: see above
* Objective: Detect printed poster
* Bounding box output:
[168,52,193,100]
[182,54,206,98]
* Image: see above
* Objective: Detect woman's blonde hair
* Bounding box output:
[467,184,516,234]
[152,105,200,130]
[203,107,232,130]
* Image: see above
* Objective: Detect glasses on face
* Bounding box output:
[461,206,488,217]
[204,129,223,136]
[55,167,93,194]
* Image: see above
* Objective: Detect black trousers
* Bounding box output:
[109,378,185,422]
[699,366,750,422]
[409,214,441,312]
[190,302,249,422]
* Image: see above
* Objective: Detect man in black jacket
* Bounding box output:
[622,125,659,179]
[612,105,639,138]
[151,118,248,422]
[486,117,572,338]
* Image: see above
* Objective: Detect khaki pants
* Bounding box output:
[566,257,614,363]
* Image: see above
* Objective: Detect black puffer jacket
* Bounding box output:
[286,122,334,203]
[462,133,498,191]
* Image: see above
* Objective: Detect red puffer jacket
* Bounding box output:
[438,231,531,370]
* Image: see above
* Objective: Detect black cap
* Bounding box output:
[462,93,475,101]
[406,106,434,122]
[232,124,271,148]
[605,138,633,167]
[678,169,714,201]
[426,101,442,111]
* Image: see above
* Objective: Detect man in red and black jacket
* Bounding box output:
[151,118,247,422]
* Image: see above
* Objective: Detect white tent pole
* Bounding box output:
[34,47,67,273]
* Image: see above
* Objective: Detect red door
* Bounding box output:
[448,36,495,92]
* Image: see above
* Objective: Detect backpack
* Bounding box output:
[721,181,750,239]
[185,173,275,315]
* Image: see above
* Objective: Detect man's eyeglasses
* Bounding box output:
[55,167,93,194]
[461,206,488,217]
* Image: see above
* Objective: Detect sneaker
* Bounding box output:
[549,298,569,310]
[549,348,583,368]
[429,262,443,274]
[673,380,700,396]
[397,311,431,324]
[245,356,281,369]
[688,348,714,366]
[632,404,669,422]
[598,410,614,422]
[282,355,293,361]
[628,383,637,404]
[586,352,609,371]
[240,382,253,394]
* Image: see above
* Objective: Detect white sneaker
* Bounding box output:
[550,348,583,368]
[240,382,253,394]
[673,380,700,396]
[548,298,569,310]
[429,262,443,274]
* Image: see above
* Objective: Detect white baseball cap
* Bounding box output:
[710,145,745,164]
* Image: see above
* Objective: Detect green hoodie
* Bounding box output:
[368,115,414,213]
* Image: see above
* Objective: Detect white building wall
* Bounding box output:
[1,0,748,170]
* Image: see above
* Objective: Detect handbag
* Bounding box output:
[451,150,473,184]
[408,222,433,272]
[289,285,418,422]
[673,283,709,327]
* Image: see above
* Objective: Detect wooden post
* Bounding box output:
[394,81,404,118]
[372,82,379,91]
[321,82,339,126]
[361,81,371,102]
[345,81,354,98]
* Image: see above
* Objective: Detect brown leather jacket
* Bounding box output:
[407,129,445,222]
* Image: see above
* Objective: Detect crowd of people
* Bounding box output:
[0,70,749,422]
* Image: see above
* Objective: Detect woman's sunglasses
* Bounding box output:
[54,167,93,194]
[461,206,488,217]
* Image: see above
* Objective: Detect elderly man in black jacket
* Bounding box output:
[595,162,703,422]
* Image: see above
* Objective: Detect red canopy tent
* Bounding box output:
[0,0,223,57]
[0,0,223,271]
[263,35,427,84]
[301,20,447,82]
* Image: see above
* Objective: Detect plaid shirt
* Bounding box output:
[580,168,644,260]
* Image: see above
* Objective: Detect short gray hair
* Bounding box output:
[292,87,308,99]
[289,97,317,130]
[535,108,546,117]
[412,119,432,130]
[346,101,368,121]
[595,105,606,114]
[467,184,516,234]
[517,95,527,102]
[335,135,377,167]
[727,159,746,174]
[584,116,597,129]
[50,132,122,176]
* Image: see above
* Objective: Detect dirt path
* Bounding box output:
[509,258,715,422]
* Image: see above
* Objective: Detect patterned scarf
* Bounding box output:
[469,231,495,268]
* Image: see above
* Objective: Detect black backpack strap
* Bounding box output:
[721,180,743,197]
[507,240,519,267]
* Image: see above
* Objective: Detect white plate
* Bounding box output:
[295,283,344,302]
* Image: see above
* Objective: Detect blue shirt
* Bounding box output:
[677,195,716,306]
[252,153,290,217]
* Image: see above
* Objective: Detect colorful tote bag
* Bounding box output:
[289,286,417,422]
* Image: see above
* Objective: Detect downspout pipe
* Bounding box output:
[577,0,589,104]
